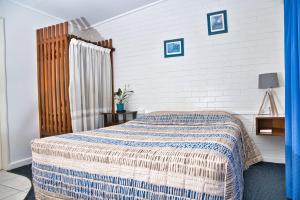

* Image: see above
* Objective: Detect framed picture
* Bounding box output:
[207,10,228,35]
[164,38,184,58]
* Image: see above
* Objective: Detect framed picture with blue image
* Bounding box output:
[164,38,184,58]
[207,10,228,35]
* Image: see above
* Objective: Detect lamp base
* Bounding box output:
[258,89,278,116]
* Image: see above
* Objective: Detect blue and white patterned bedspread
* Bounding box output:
[32,111,262,200]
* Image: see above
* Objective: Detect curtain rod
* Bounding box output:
[67,34,115,51]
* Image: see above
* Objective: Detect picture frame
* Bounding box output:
[164,38,184,58]
[207,10,228,35]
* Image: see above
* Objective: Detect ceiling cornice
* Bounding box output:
[6,0,169,28]
[7,0,65,22]
[90,0,168,28]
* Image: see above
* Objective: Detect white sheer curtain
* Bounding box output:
[69,38,112,132]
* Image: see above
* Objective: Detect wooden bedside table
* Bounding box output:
[102,111,137,127]
[256,116,285,136]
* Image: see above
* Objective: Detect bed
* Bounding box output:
[32,111,262,200]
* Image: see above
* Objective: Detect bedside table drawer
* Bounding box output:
[256,117,285,136]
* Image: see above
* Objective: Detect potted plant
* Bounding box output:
[114,85,134,113]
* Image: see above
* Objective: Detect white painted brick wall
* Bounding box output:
[93,0,285,163]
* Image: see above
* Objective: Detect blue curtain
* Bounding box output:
[284,0,300,199]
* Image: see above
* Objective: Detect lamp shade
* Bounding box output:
[258,73,279,89]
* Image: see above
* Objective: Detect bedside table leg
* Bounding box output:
[104,114,108,127]
[123,113,127,122]
[133,112,137,120]
[115,114,119,124]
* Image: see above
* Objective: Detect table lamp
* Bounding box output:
[258,73,279,116]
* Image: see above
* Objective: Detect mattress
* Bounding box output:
[32,111,262,200]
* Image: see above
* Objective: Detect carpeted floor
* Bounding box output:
[9,162,286,200]
[243,162,286,200]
